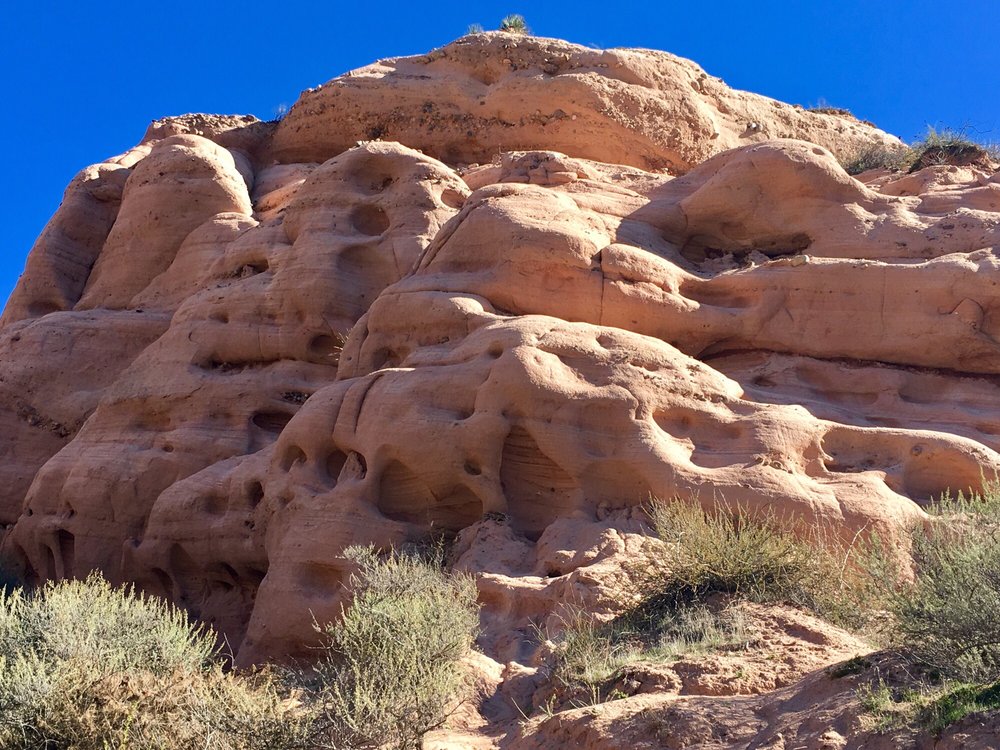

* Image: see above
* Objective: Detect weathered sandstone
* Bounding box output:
[3,30,999,749]
[271,34,902,172]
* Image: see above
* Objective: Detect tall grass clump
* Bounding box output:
[906,127,1000,172]
[0,573,306,750]
[308,545,480,750]
[842,126,999,175]
[641,498,893,628]
[499,14,529,34]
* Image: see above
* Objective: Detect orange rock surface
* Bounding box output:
[3,31,1000,748]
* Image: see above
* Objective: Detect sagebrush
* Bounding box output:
[0,548,480,750]
[0,573,306,750]
[891,486,1000,682]
[307,545,480,750]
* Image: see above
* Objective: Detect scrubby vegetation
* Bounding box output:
[841,126,999,175]
[0,549,479,750]
[639,499,890,625]
[548,600,751,707]
[841,144,912,175]
[0,573,306,749]
[858,676,1000,736]
[854,484,1000,735]
[542,489,1000,738]
[307,546,479,750]
[499,14,529,34]
[906,127,1000,172]
[8,486,1000,744]
[893,489,1000,681]
[545,498,892,709]
[806,102,877,128]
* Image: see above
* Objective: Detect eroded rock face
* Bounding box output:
[4,140,467,608]
[270,33,902,171]
[3,33,1000,705]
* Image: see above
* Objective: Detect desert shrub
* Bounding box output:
[841,144,912,175]
[0,573,307,749]
[308,545,480,750]
[891,486,1000,682]
[841,127,999,176]
[645,499,821,605]
[906,127,1000,172]
[854,485,1000,735]
[639,498,894,630]
[467,23,485,34]
[499,14,529,34]
[544,497,894,710]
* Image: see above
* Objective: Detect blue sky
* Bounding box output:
[2,1,998,306]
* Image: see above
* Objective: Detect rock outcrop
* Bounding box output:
[3,30,1000,749]
[270,34,901,172]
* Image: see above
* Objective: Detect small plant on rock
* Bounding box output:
[841,144,912,175]
[499,14,529,34]
[906,127,1000,172]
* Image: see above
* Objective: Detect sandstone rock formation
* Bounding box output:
[270,34,902,172]
[3,30,1000,749]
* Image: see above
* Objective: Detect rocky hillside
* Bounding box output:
[4,31,1000,748]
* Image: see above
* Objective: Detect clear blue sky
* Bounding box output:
[3,1,998,306]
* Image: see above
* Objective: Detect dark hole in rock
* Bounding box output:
[280,445,306,471]
[309,334,341,361]
[246,481,264,508]
[252,411,293,433]
[351,204,390,236]
[56,529,74,578]
[326,451,348,483]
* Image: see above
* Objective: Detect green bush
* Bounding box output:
[640,498,893,629]
[891,487,1000,682]
[308,546,480,750]
[499,14,529,34]
[0,574,306,750]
